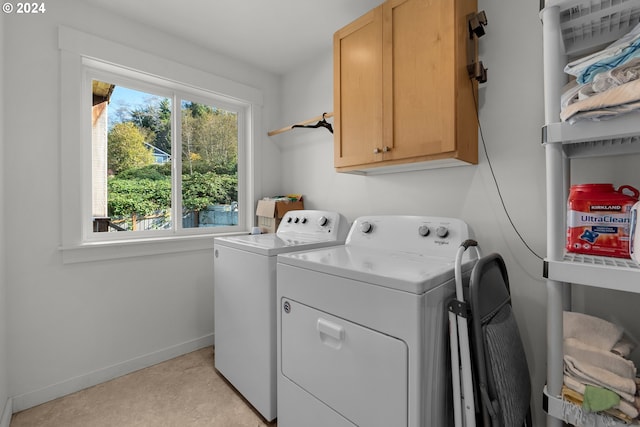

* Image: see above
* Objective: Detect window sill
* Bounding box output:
[60,232,248,264]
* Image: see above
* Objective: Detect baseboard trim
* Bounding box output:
[0,397,12,427]
[12,334,214,412]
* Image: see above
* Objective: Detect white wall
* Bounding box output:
[3,0,281,411]
[0,10,11,427]
[275,1,640,425]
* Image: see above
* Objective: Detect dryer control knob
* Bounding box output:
[360,221,373,234]
[287,217,293,223]
[294,217,300,223]
[301,217,308,224]
[436,226,449,238]
[418,225,430,237]
[318,216,328,227]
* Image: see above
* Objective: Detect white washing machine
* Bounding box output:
[276,215,476,427]
[213,210,349,421]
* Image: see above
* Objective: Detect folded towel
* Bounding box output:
[583,385,621,412]
[565,338,637,379]
[578,41,640,85]
[562,385,635,424]
[578,83,597,100]
[561,79,581,110]
[564,375,640,421]
[563,100,640,124]
[561,78,640,122]
[564,355,637,402]
[614,335,637,358]
[565,23,640,84]
[563,311,624,351]
[593,58,640,93]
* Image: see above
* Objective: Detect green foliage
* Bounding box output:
[181,103,238,174]
[183,101,214,118]
[184,159,237,176]
[129,99,172,155]
[107,178,171,217]
[118,163,171,180]
[108,167,237,218]
[108,122,154,175]
[181,172,238,211]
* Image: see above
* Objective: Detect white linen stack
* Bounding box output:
[561,23,640,124]
[563,311,640,423]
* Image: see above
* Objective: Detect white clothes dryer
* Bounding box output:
[213,210,349,421]
[276,215,476,427]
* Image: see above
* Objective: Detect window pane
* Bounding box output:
[181,100,239,229]
[91,80,172,232]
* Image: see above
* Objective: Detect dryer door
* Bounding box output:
[281,298,408,427]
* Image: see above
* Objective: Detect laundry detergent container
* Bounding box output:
[567,183,639,258]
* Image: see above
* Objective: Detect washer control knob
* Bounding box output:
[301,217,308,224]
[318,216,328,227]
[360,221,373,234]
[287,217,293,223]
[294,217,299,223]
[418,225,430,237]
[436,226,449,238]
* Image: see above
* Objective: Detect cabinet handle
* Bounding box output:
[382,146,391,153]
[373,148,381,154]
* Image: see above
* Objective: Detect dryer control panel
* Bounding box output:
[346,216,473,259]
[277,210,349,241]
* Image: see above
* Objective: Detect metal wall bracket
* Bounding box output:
[466,11,488,83]
[467,61,488,83]
[468,11,488,39]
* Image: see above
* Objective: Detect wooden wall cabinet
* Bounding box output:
[333,0,478,174]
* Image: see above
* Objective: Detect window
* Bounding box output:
[89,73,242,236]
[59,26,263,262]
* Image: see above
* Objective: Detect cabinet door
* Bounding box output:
[333,6,383,168]
[383,0,458,161]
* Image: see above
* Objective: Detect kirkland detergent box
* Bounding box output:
[567,184,639,258]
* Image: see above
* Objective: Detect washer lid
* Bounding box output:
[278,245,470,294]
[214,233,344,256]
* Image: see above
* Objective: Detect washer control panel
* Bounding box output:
[346,215,472,258]
[277,210,349,240]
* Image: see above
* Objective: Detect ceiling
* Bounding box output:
[84,0,383,75]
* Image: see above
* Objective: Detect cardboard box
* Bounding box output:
[256,197,304,233]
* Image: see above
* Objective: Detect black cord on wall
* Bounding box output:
[470,81,544,261]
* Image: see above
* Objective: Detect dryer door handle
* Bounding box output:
[317,318,344,349]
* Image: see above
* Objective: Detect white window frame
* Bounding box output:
[59,26,263,263]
